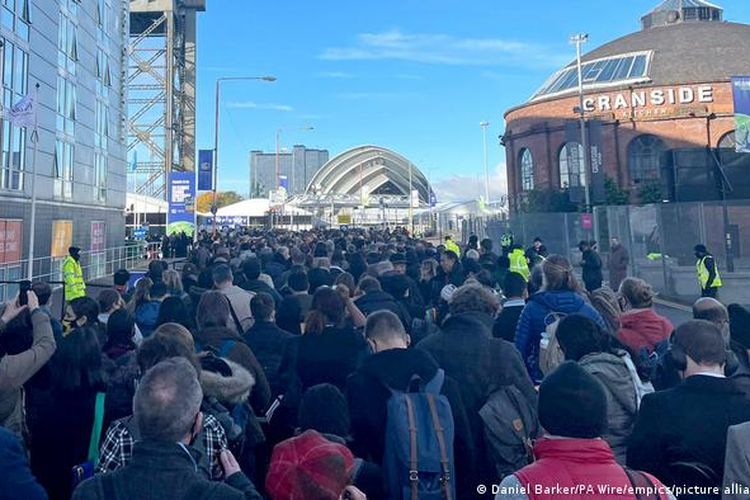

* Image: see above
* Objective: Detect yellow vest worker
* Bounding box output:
[509,247,530,282]
[62,247,86,301]
[694,244,722,298]
[444,237,461,258]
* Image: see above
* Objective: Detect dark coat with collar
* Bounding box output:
[72,440,262,500]
[240,279,282,306]
[627,375,750,488]
[355,290,412,331]
[242,320,293,397]
[417,311,537,487]
[0,427,47,500]
[346,348,476,495]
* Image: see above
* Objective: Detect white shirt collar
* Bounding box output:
[692,372,726,379]
[503,298,526,308]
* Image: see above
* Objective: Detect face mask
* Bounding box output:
[62,316,82,334]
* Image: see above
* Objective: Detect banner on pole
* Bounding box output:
[167,172,196,236]
[198,150,213,190]
[731,77,750,153]
[588,119,606,203]
[8,92,37,128]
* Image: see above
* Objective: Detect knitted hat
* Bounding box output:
[266,430,354,500]
[729,304,750,351]
[538,361,607,439]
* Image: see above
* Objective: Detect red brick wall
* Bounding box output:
[504,81,736,211]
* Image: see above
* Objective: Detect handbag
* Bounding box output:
[71,392,106,488]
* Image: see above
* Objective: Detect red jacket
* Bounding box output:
[514,438,668,500]
[617,309,673,354]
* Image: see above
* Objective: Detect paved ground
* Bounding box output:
[654,301,692,326]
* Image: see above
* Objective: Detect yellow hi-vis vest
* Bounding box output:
[696,256,722,289]
[445,239,461,258]
[62,255,86,301]
[509,249,530,282]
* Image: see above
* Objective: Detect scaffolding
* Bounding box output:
[127,0,205,200]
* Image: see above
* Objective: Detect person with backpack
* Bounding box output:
[417,283,537,490]
[515,255,606,383]
[496,362,673,500]
[346,310,474,496]
[555,314,652,464]
[194,291,271,415]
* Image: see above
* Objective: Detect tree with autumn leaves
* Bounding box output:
[196,191,244,213]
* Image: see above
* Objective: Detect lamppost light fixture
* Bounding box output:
[569,33,589,44]
[261,76,277,82]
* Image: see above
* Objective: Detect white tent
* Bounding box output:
[216,198,312,217]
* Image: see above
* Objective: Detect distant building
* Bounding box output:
[250,145,329,196]
[0,0,128,298]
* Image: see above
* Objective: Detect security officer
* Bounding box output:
[695,244,722,298]
[509,244,530,282]
[62,246,86,302]
[444,235,461,258]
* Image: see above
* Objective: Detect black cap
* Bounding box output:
[389,253,407,265]
[694,244,708,253]
[538,361,607,439]
[69,246,81,254]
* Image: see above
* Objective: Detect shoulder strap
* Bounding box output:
[218,339,236,358]
[223,295,244,333]
[87,392,106,464]
[404,396,419,500]
[426,393,452,500]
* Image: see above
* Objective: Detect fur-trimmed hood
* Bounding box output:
[200,358,255,405]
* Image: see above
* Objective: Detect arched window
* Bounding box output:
[519,148,534,191]
[627,134,665,182]
[558,142,584,189]
[718,130,736,150]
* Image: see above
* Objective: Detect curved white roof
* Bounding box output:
[305,145,433,203]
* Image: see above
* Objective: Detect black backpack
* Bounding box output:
[478,385,539,478]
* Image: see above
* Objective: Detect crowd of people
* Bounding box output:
[1,226,749,500]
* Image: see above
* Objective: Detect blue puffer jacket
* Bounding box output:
[515,290,605,382]
[134,301,160,338]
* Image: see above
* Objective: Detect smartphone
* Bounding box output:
[18,280,31,306]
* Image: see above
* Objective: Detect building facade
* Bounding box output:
[250,145,329,197]
[0,0,128,296]
[502,0,750,213]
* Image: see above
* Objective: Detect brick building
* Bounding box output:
[502,0,750,213]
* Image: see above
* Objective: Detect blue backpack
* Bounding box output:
[383,369,456,500]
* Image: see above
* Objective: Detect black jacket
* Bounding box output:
[417,311,537,485]
[276,294,313,336]
[72,440,261,500]
[627,375,750,488]
[354,291,412,330]
[492,302,525,343]
[0,427,46,500]
[242,321,293,397]
[581,249,603,290]
[346,348,476,495]
[240,279,282,306]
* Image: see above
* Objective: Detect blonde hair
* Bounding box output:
[162,269,183,294]
[153,322,195,351]
[619,277,655,309]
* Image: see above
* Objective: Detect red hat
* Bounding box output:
[266,430,355,500]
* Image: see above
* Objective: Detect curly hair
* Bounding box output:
[449,283,499,317]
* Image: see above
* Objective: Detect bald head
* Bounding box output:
[693,298,728,325]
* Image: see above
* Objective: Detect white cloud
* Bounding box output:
[226,101,294,112]
[431,162,508,202]
[320,30,566,68]
[317,71,356,79]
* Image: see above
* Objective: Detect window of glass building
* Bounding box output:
[58,13,77,75]
[1,0,31,41]
[519,148,534,191]
[627,134,665,182]
[94,153,107,202]
[53,140,74,199]
[559,142,585,189]
[0,38,27,191]
[56,76,76,136]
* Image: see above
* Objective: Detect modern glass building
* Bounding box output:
[0,0,128,298]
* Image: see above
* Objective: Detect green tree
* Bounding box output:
[637,181,664,205]
[521,188,579,213]
[604,177,630,205]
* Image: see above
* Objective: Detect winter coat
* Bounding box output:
[0,427,47,500]
[617,309,673,355]
[515,291,605,382]
[627,375,750,489]
[240,279,282,306]
[505,438,669,500]
[355,290,412,330]
[581,249,603,291]
[104,350,140,427]
[492,300,525,343]
[292,326,369,393]
[276,294,313,336]
[723,421,750,499]
[608,244,629,292]
[578,351,642,464]
[417,311,537,487]
[0,309,56,435]
[72,440,262,500]
[194,327,271,414]
[346,348,476,496]
[134,301,160,337]
[242,321,293,397]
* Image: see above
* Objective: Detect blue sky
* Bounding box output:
[196,0,750,201]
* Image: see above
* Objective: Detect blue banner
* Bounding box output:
[278,175,289,191]
[167,172,196,236]
[198,149,214,190]
[429,190,437,207]
[731,77,750,153]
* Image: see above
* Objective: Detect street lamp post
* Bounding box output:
[212,75,276,231]
[570,33,591,212]
[480,121,490,205]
